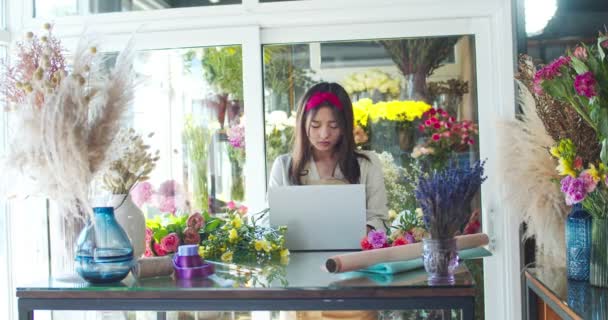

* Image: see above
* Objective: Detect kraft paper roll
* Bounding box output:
[132,255,174,279]
[325,233,489,273]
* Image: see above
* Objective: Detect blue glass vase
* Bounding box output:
[566,203,591,281]
[75,207,134,283]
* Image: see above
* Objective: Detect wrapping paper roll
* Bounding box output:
[132,255,174,279]
[325,233,489,273]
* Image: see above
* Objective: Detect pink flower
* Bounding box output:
[429,109,437,116]
[560,176,587,205]
[430,117,438,124]
[418,124,425,132]
[187,212,204,230]
[573,46,588,60]
[237,205,248,216]
[144,246,154,257]
[424,119,432,126]
[160,233,180,253]
[227,201,237,210]
[153,243,168,256]
[183,227,201,245]
[227,124,246,149]
[131,181,154,207]
[145,227,153,243]
[433,123,441,129]
[601,40,608,49]
[157,195,177,214]
[580,171,598,193]
[432,133,441,141]
[574,72,597,98]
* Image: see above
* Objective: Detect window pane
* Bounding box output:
[127,46,245,215]
[33,0,242,18]
[263,35,483,316]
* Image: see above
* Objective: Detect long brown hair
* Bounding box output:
[289,82,368,185]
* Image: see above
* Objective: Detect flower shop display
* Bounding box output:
[412,107,478,170]
[144,201,290,266]
[551,138,608,285]
[378,36,461,102]
[325,233,489,273]
[75,207,134,283]
[226,118,246,201]
[102,128,159,258]
[376,152,419,216]
[415,159,486,283]
[341,69,400,102]
[200,204,289,264]
[183,116,210,211]
[0,24,135,280]
[0,23,135,222]
[530,34,608,287]
[352,98,431,160]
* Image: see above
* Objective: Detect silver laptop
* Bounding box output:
[268,184,366,251]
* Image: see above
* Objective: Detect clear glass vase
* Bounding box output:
[591,217,608,287]
[566,203,591,281]
[75,207,134,283]
[422,238,459,284]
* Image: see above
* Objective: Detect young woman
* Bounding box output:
[268,82,388,232]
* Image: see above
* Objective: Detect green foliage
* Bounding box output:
[184,47,243,100]
[183,117,210,211]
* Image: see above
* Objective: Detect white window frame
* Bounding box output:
[6,1,519,320]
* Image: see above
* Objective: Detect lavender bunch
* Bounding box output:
[415,159,486,239]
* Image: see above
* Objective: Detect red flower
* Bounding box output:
[425,119,432,126]
[160,233,180,253]
[187,212,204,230]
[392,236,408,246]
[360,236,373,250]
[464,219,481,235]
[430,117,438,124]
[573,156,584,170]
[183,227,201,245]
[432,133,441,141]
[153,242,168,256]
[418,124,426,132]
[429,108,437,115]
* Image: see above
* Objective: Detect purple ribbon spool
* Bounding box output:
[172,245,214,279]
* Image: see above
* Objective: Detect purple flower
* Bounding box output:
[560,176,587,205]
[131,181,154,207]
[404,232,416,244]
[574,72,598,98]
[227,124,245,149]
[367,230,388,249]
[580,171,598,193]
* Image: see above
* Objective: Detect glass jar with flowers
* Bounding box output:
[414,159,486,284]
[412,108,478,171]
[535,33,608,287]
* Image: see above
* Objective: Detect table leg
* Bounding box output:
[18,300,33,320]
[462,298,475,320]
[526,279,538,320]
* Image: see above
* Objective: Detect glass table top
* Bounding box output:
[18,252,474,296]
[527,266,608,319]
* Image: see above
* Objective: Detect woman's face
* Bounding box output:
[306,106,342,153]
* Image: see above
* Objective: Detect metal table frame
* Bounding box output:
[18,287,475,320]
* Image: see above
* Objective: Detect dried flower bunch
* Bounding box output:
[102,128,159,194]
[415,159,486,239]
[517,54,600,164]
[427,79,469,100]
[1,23,135,220]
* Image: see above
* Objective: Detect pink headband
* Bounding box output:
[305,92,343,112]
